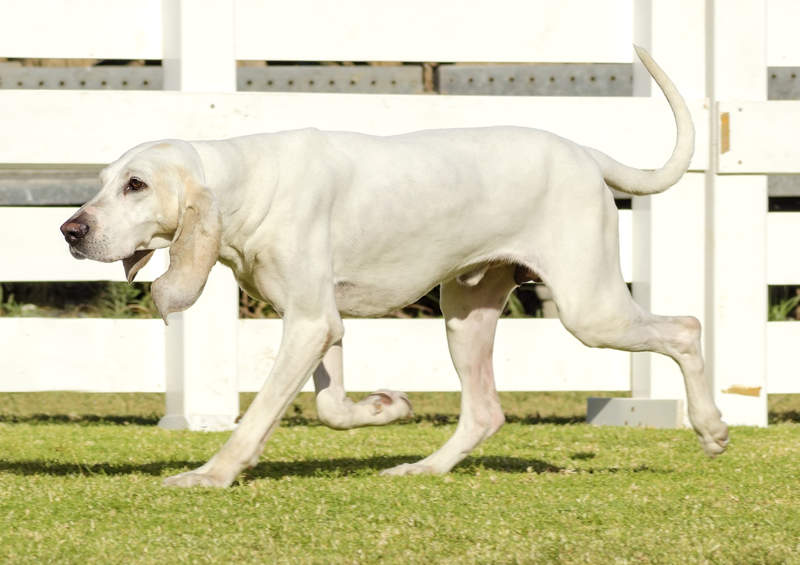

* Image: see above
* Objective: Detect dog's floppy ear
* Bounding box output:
[123,249,155,283]
[151,177,221,323]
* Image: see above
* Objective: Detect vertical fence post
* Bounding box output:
[158,0,240,431]
[629,0,708,425]
[707,0,768,426]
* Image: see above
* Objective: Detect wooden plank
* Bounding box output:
[0,316,631,394]
[767,321,800,393]
[234,0,633,63]
[0,0,162,59]
[0,90,709,170]
[0,207,168,282]
[718,101,800,173]
[0,209,634,284]
[239,318,632,393]
[0,318,166,392]
[0,0,632,63]
[3,317,798,394]
[767,0,800,66]
[767,212,800,284]
[9,205,797,290]
[160,0,240,432]
[710,0,768,427]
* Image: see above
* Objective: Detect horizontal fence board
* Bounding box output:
[0,318,631,393]
[0,318,165,392]
[0,207,634,283]
[718,101,800,173]
[0,207,168,282]
[0,0,632,63]
[4,208,798,286]
[235,0,633,63]
[767,0,800,66]
[239,319,631,393]
[767,212,800,284]
[766,321,800,394]
[0,91,709,171]
[0,0,163,59]
[2,317,796,394]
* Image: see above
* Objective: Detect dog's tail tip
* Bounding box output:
[632,44,653,63]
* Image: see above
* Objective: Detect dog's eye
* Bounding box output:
[126,177,148,193]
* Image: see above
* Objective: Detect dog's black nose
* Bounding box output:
[60,220,89,243]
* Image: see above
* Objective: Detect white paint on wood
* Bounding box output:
[709,0,768,427]
[0,91,709,170]
[234,0,634,63]
[0,207,168,282]
[767,0,800,66]
[766,322,800,394]
[2,317,795,394]
[0,0,163,59]
[718,101,800,174]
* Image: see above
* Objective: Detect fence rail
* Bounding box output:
[0,91,708,168]
[3,316,799,395]
[1,0,798,430]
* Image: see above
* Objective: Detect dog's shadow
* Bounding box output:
[244,455,566,480]
[0,455,565,480]
[0,454,669,482]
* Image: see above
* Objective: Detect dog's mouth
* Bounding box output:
[124,249,149,261]
[68,242,142,265]
[68,245,88,260]
[122,249,155,283]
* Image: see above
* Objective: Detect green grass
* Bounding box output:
[1,393,798,564]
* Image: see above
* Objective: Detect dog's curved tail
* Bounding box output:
[586,45,695,196]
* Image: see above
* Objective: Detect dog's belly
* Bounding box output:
[332,260,512,317]
[333,278,431,317]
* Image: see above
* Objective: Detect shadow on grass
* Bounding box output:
[408,414,585,426]
[0,414,161,426]
[0,458,198,477]
[0,454,671,481]
[0,413,584,427]
[0,455,561,479]
[769,409,800,424]
[5,408,799,426]
[244,455,566,480]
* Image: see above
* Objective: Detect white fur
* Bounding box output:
[62,47,727,488]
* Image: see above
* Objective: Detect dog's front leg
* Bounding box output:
[313,340,413,429]
[163,312,343,488]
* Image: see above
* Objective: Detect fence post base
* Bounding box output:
[586,398,685,429]
[158,414,237,432]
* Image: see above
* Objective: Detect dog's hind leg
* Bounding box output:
[560,296,729,456]
[382,264,516,476]
[542,194,728,456]
[313,340,413,429]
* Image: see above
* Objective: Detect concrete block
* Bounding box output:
[587,397,684,429]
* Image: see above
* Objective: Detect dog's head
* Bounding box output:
[60,140,221,321]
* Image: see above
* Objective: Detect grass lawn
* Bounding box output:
[0,392,798,564]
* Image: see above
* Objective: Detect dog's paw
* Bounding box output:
[364,389,414,423]
[163,469,232,488]
[695,419,729,458]
[380,462,440,477]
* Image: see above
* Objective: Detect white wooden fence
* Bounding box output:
[1,1,798,429]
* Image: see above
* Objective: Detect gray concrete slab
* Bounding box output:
[586,397,684,429]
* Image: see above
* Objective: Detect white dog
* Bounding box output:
[60,47,728,487]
